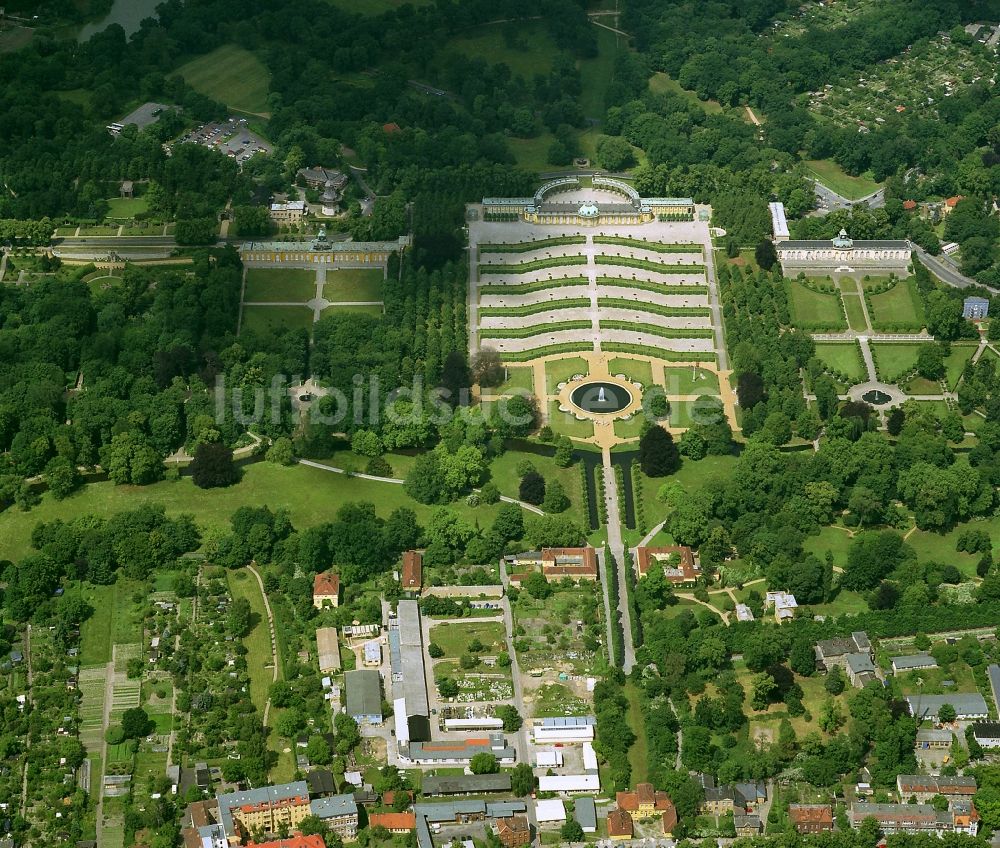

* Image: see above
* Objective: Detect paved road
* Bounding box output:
[810,180,885,214]
[914,246,997,293]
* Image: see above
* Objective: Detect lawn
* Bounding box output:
[668,397,721,430]
[787,280,845,330]
[803,159,881,200]
[321,0,433,11]
[494,366,535,395]
[871,343,921,381]
[814,342,866,382]
[241,305,314,335]
[428,622,505,658]
[545,357,590,395]
[868,278,925,331]
[104,196,150,219]
[445,21,559,79]
[578,26,623,119]
[608,358,655,387]
[944,344,977,390]
[244,268,317,302]
[547,402,595,440]
[177,44,272,115]
[323,268,383,302]
[664,365,719,396]
[322,304,383,317]
[649,72,724,115]
[624,682,649,784]
[488,449,585,527]
[614,416,645,440]
[635,454,735,529]
[73,580,145,666]
[0,462,521,564]
[842,295,868,332]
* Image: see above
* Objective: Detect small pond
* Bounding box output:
[861,389,892,406]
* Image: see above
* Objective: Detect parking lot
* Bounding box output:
[177,116,271,164]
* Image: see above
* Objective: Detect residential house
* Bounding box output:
[607,809,633,840]
[616,783,676,820]
[788,805,833,834]
[734,814,762,837]
[635,546,700,586]
[764,591,797,623]
[245,835,325,848]
[269,200,306,225]
[401,551,423,592]
[849,801,978,836]
[363,641,380,667]
[505,548,598,582]
[815,632,872,672]
[845,652,878,688]
[313,572,341,608]
[369,813,416,833]
[661,806,678,836]
[896,775,976,803]
[735,604,754,622]
[310,794,360,839]
[495,816,530,848]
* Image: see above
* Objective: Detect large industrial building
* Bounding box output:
[393,600,431,743]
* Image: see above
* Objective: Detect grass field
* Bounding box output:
[104,196,150,219]
[241,305,314,335]
[74,581,144,666]
[547,402,595,440]
[244,268,317,302]
[446,21,558,78]
[321,304,383,317]
[545,357,590,395]
[579,26,623,118]
[529,682,591,718]
[177,44,272,116]
[871,343,921,381]
[614,416,645,440]
[649,72,723,114]
[868,279,925,330]
[495,366,535,395]
[814,342,865,382]
[944,343,978,390]
[608,358,654,386]
[664,365,719,396]
[323,269,383,302]
[227,568,294,781]
[842,295,868,332]
[804,159,881,200]
[428,621,505,658]
[787,281,845,330]
[0,462,519,564]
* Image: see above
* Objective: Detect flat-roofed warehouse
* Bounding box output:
[396,600,431,742]
[422,774,513,796]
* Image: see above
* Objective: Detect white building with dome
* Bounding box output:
[776,228,911,275]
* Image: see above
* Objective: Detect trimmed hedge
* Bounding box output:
[595,277,708,296]
[603,342,716,363]
[601,320,715,339]
[595,255,704,274]
[480,236,586,252]
[480,256,586,274]
[598,298,711,318]
[479,298,591,317]
[499,342,595,361]
[594,236,702,254]
[480,276,589,295]
[480,320,591,339]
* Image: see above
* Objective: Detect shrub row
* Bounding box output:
[598,298,711,318]
[594,236,702,254]
[602,343,716,363]
[480,255,586,274]
[596,277,708,296]
[480,276,589,295]
[480,235,586,252]
[479,298,591,317]
[499,342,595,362]
[595,255,704,274]
[479,320,591,339]
[604,548,625,668]
[580,462,594,531]
[601,320,715,339]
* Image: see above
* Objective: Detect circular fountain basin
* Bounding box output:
[861,389,892,406]
[569,381,633,414]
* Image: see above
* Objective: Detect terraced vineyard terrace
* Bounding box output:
[594,236,703,254]
[500,342,597,361]
[479,236,587,252]
[601,320,715,339]
[479,320,592,338]
[480,276,589,294]
[594,255,705,273]
[597,298,711,317]
[480,255,587,273]
[596,278,708,295]
[602,343,716,362]
[479,298,592,317]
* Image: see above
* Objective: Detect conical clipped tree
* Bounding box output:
[639,426,680,477]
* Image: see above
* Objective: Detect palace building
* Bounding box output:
[482,177,694,226]
[240,229,410,270]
